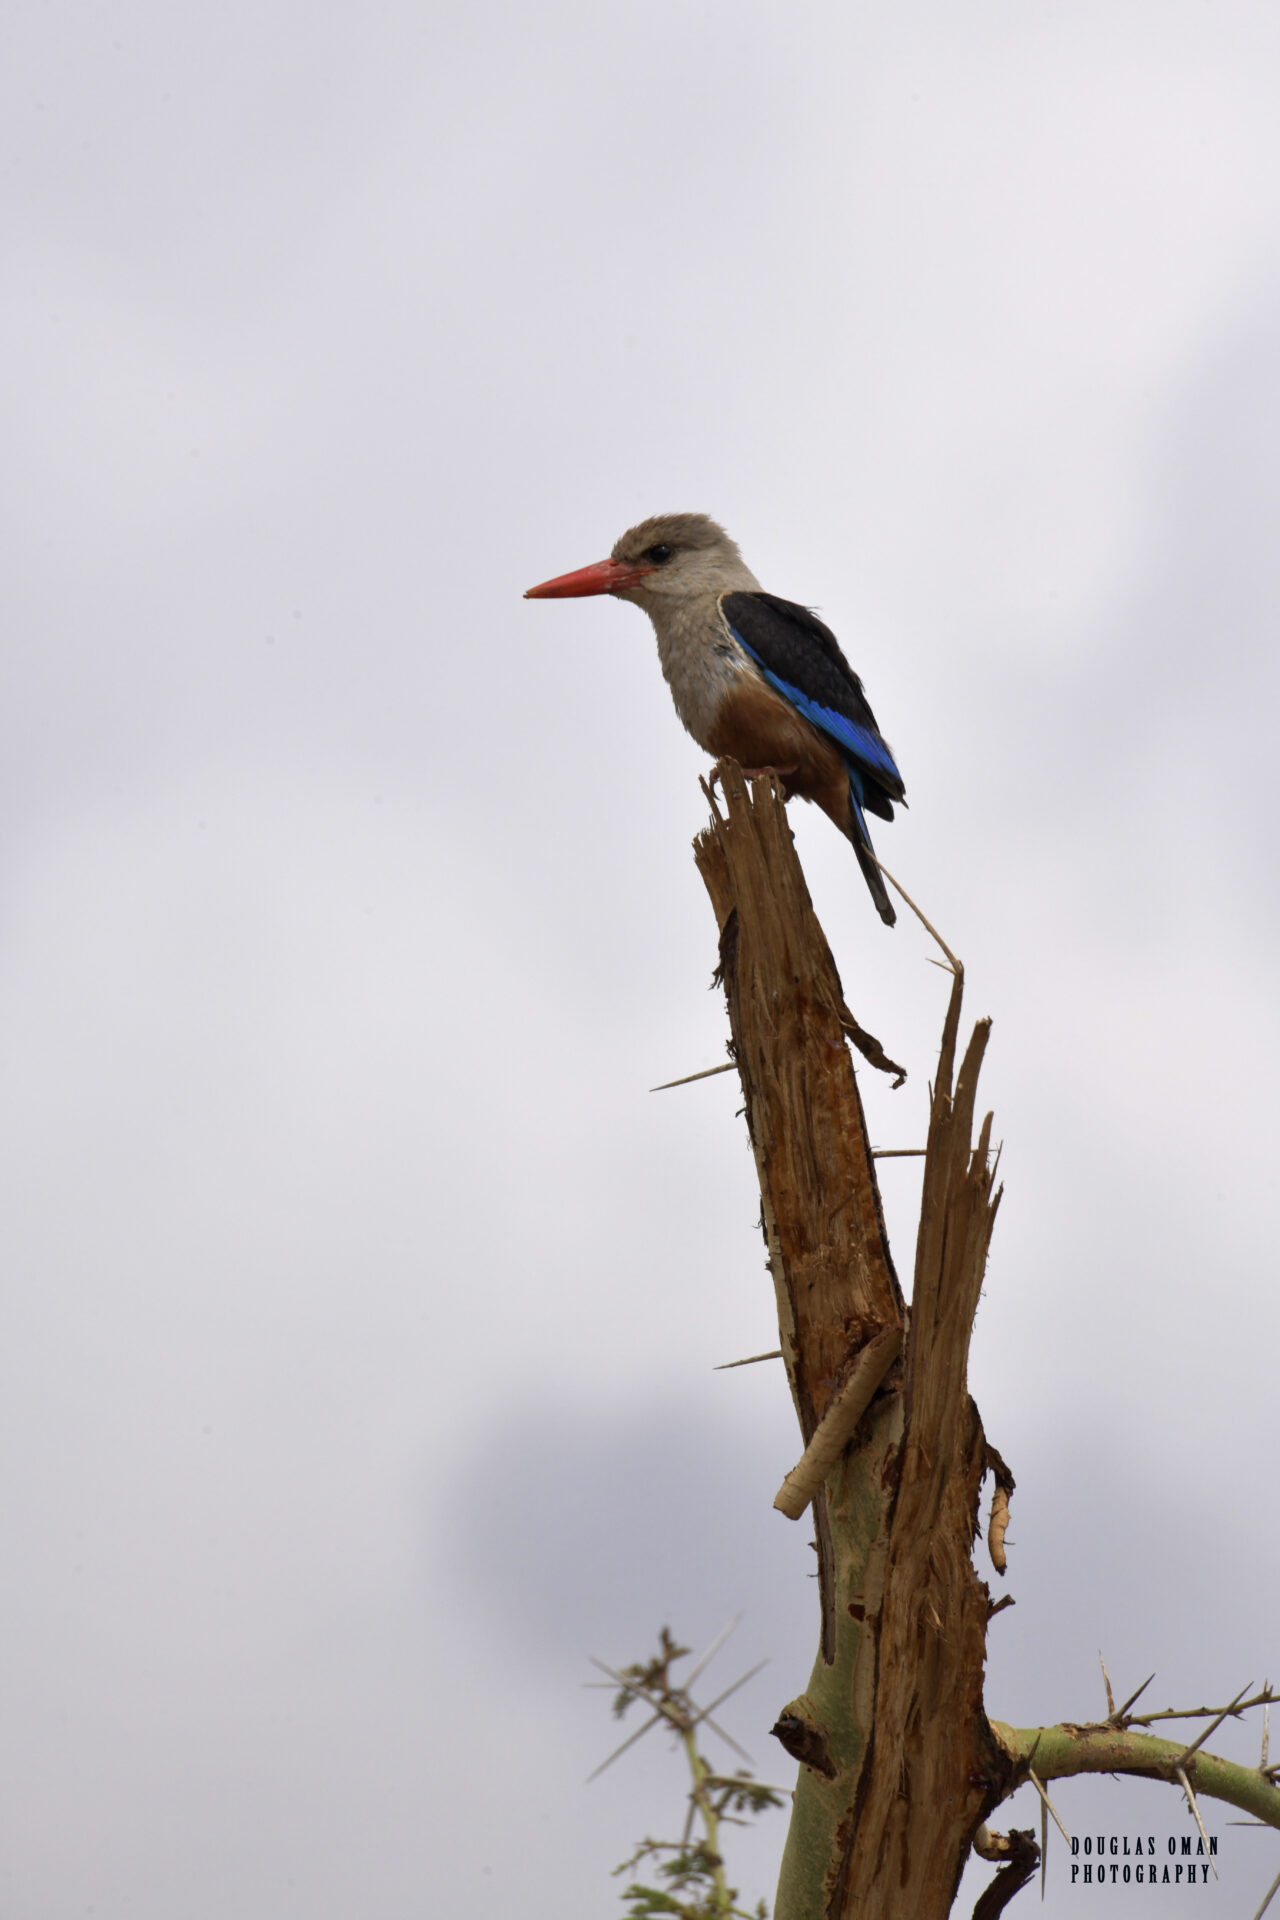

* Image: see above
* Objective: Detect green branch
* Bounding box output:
[991,1721,1280,1829]
[599,1628,784,1920]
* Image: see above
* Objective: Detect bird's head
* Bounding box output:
[524,513,757,606]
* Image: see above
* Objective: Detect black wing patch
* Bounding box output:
[720,591,904,815]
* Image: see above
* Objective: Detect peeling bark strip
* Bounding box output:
[984,1445,1016,1578]
[774,1327,904,1520]
[694,764,1012,1920]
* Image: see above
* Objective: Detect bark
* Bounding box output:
[693,765,1010,1920]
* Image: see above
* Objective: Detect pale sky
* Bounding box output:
[3,4,1279,1915]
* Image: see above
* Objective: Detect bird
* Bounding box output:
[524,513,904,925]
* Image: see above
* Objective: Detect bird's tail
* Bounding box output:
[848,778,896,926]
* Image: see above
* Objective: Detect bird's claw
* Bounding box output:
[708,760,799,800]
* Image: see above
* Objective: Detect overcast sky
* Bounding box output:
[3,4,1279,1916]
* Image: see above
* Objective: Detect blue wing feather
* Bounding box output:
[728,628,903,790]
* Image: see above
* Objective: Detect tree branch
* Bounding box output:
[991,1721,1280,1830]
[1120,1684,1277,1732]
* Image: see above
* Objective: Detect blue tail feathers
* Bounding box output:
[848,771,895,926]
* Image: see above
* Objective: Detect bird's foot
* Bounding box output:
[707,759,799,798]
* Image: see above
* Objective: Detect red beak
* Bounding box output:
[523,557,658,599]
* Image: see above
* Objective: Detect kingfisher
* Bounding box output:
[525,512,904,924]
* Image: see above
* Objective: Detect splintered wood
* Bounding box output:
[693,764,903,1448]
[694,762,1011,1920]
[842,977,1008,1919]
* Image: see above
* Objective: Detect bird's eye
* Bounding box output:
[645,543,674,563]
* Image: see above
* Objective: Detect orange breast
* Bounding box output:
[705,679,854,839]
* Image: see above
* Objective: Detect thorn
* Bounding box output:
[702,1774,792,1796]
[870,1147,927,1158]
[651,1061,736,1091]
[683,1617,742,1688]
[1040,1792,1047,1902]
[1112,1673,1156,1723]
[1174,1681,1253,1768]
[694,1712,754,1766]
[1099,1652,1116,1718]
[714,1349,783,1370]
[1028,1768,1072,1845]
[1254,1867,1280,1920]
[1174,1767,1219,1879]
[592,1634,763,1771]
[587,1657,687,1733]
[586,1708,664,1780]
[691,1656,769,1712]
[687,1658,771,1757]
[591,1651,759,1766]
[1263,1702,1271,1772]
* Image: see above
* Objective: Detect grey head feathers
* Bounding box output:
[611,512,741,564]
[609,513,761,603]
